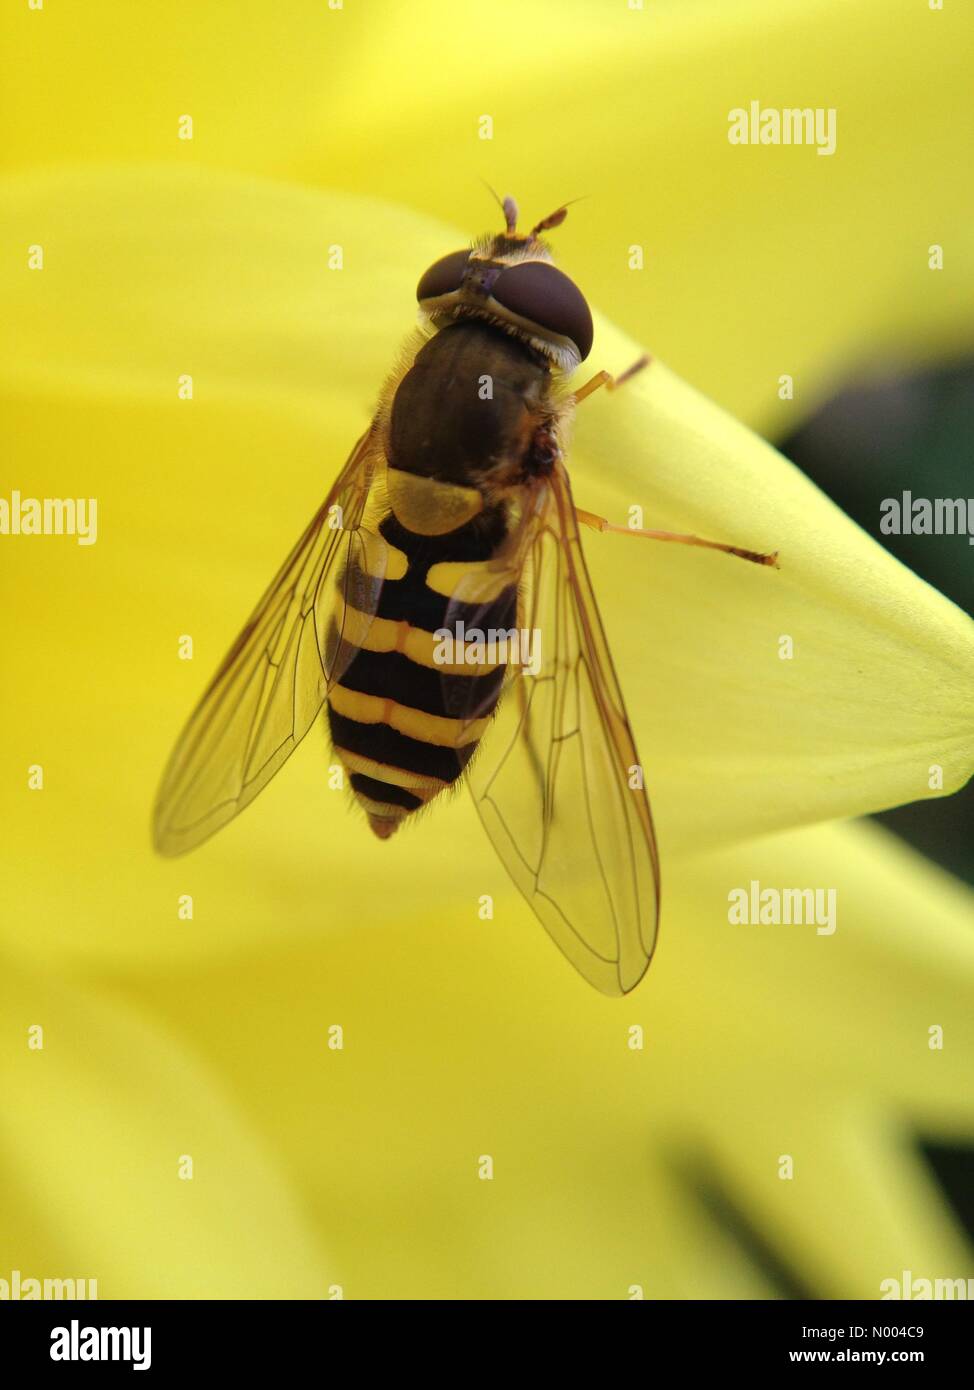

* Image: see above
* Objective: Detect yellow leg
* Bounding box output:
[573,354,651,404]
[576,508,779,569]
[572,356,778,567]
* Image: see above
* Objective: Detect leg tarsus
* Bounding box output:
[576,509,779,569]
[573,354,651,405]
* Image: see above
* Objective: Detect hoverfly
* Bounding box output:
[153,195,776,995]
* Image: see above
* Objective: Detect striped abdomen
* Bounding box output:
[327,507,516,838]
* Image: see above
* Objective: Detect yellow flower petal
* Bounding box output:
[0,955,333,1297]
[572,318,974,854]
[49,819,968,1299]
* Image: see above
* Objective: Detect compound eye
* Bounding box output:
[416,250,472,303]
[492,261,594,360]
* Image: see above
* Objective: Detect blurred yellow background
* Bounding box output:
[1,0,973,1299]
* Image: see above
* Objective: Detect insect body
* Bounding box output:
[154,196,774,994]
[331,315,555,838]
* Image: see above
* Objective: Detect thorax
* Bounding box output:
[385,319,566,496]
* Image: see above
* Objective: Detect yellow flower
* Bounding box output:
[1,0,972,1298]
[0,953,333,1298]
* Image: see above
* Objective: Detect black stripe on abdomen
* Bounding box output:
[328,708,476,782]
[347,560,518,633]
[349,773,422,811]
[337,647,506,719]
[340,508,517,631]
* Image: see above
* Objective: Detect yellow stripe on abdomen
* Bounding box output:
[329,683,488,747]
[425,559,516,602]
[341,604,503,675]
[334,748,448,800]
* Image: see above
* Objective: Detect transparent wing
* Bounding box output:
[153,428,388,856]
[457,464,661,996]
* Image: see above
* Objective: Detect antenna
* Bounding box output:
[529,195,588,238]
[482,180,519,234]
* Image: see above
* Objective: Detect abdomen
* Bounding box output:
[327,507,516,838]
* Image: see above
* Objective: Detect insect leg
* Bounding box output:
[575,509,779,568]
[571,358,776,567]
[572,354,650,404]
